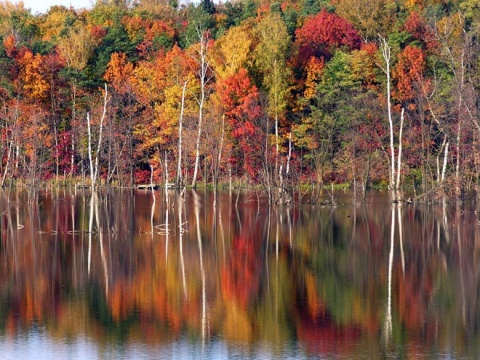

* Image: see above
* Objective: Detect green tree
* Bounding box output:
[294,51,360,183]
[255,12,291,157]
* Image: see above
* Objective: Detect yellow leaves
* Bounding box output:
[404,0,423,9]
[58,24,101,70]
[123,15,144,41]
[38,7,70,40]
[132,45,199,148]
[162,84,184,118]
[221,301,254,342]
[351,43,379,90]
[131,60,163,106]
[213,23,253,79]
[436,12,463,38]
[255,12,291,119]
[435,12,464,54]
[0,1,27,36]
[334,0,395,39]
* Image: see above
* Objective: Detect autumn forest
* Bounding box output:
[0,0,479,198]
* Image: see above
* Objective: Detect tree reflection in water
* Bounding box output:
[0,189,479,358]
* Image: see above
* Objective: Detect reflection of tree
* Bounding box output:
[0,190,480,357]
[221,233,261,309]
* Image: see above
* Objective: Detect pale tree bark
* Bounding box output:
[432,12,476,195]
[379,37,395,190]
[87,84,110,192]
[213,113,225,207]
[418,72,450,186]
[455,50,465,195]
[286,131,292,176]
[176,80,188,188]
[385,206,395,345]
[70,83,76,177]
[379,36,404,201]
[441,141,449,184]
[0,99,19,187]
[396,108,405,191]
[191,27,212,188]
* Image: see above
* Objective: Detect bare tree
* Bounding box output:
[87,84,111,192]
[191,27,213,188]
[176,80,188,188]
[378,36,405,202]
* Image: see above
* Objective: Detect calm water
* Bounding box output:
[0,188,480,359]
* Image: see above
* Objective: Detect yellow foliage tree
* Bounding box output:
[57,25,100,70]
[212,22,254,80]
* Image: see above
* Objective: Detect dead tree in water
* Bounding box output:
[378,37,405,202]
[87,84,110,192]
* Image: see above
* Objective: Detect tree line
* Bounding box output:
[0,0,479,199]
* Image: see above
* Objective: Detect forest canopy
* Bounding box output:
[0,0,479,196]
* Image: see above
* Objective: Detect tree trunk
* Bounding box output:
[176,80,188,188]
[379,36,404,202]
[87,84,110,192]
[192,28,211,188]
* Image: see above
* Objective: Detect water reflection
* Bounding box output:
[0,189,480,358]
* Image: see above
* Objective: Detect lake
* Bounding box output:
[0,188,479,359]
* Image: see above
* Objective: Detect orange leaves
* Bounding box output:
[123,16,175,56]
[393,45,427,102]
[104,52,134,94]
[304,57,324,100]
[126,45,197,153]
[144,20,175,43]
[17,50,50,100]
[3,34,17,58]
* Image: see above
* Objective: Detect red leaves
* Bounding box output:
[90,24,107,41]
[221,234,261,309]
[404,11,438,51]
[217,68,263,178]
[218,68,261,123]
[296,9,362,64]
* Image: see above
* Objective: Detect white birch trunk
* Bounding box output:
[381,37,396,191]
[286,132,292,175]
[176,80,188,187]
[1,127,14,187]
[87,84,109,192]
[70,84,76,176]
[192,28,210,188]
[455,51,465,195]
[441,141,449,183]
[87,112,94,191]
[395,108,405,191]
